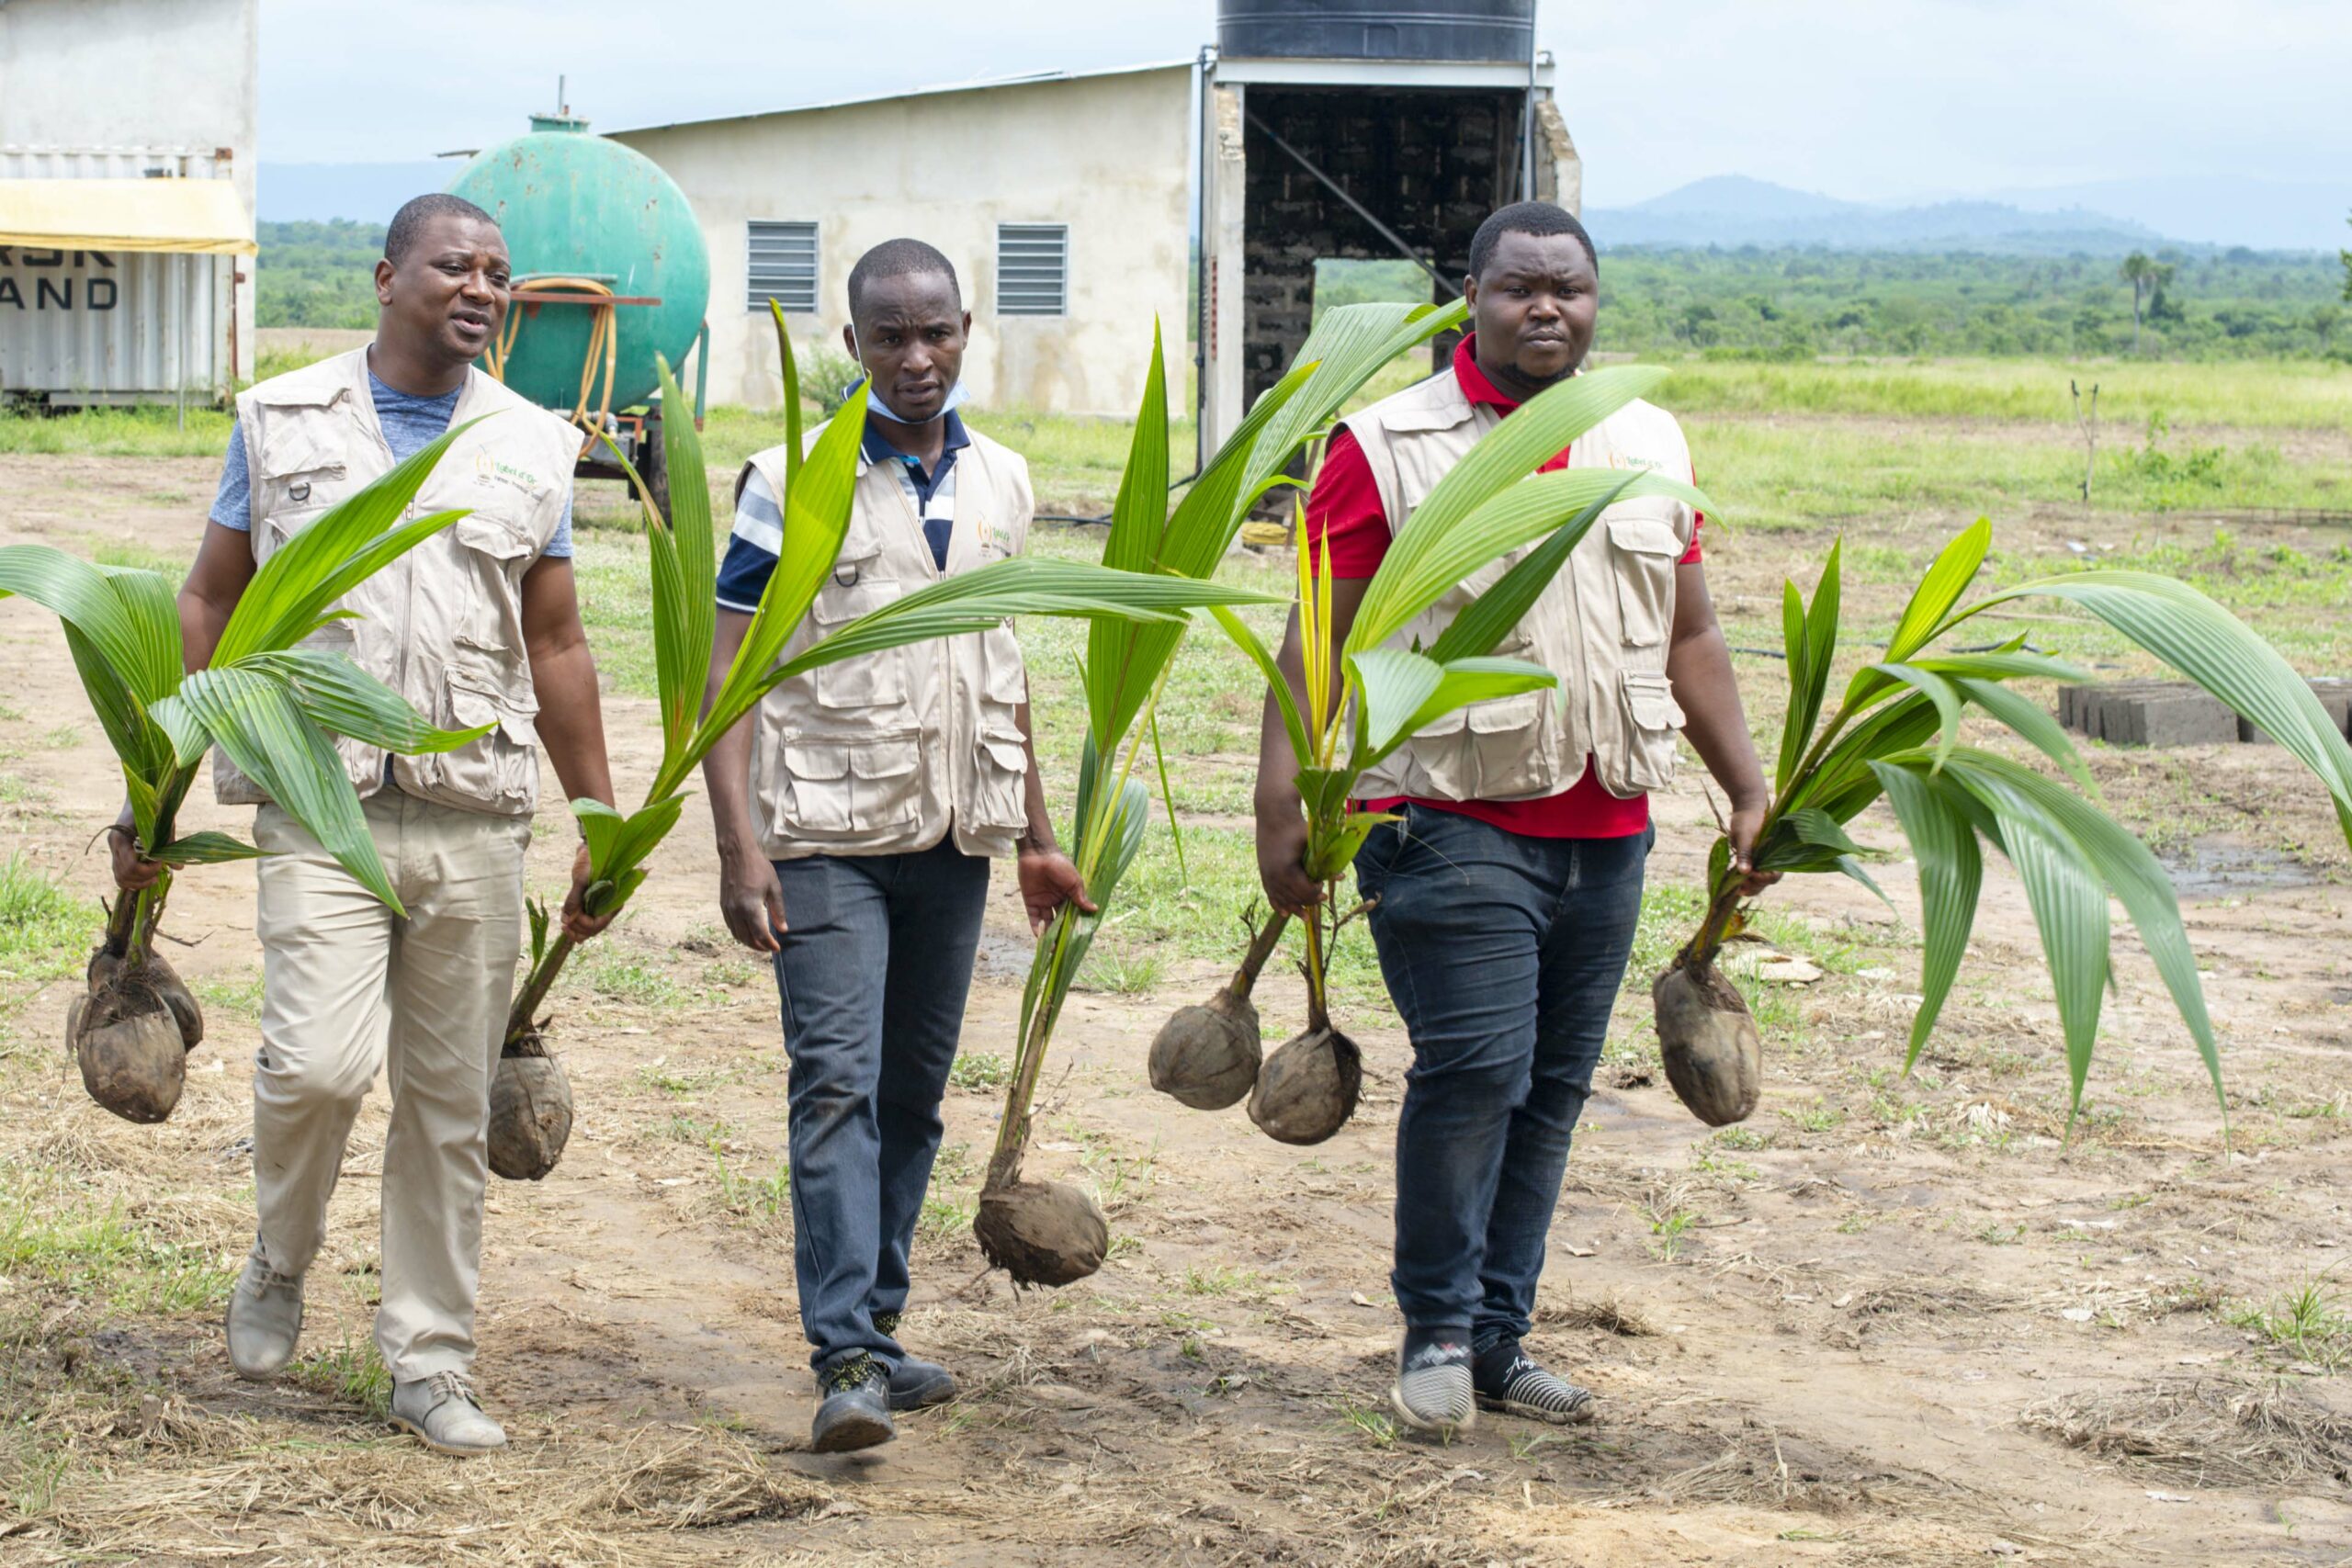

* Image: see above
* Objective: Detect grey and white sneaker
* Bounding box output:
[390,1371,508,1457]
[1475,1347,1596,1426]
[811,1353,895,1453]
[1389,1335,1476,1436]
[873,1312,956,1411]
[224,1249,304,1381]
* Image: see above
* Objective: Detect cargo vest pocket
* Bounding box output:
[978,624,1026,707]
[1617,669,1685,793]
[453,511,538,658]
[434,668,540,810]
[777,731,922,838]
[1467,690,1555,798]
[971,725,1031,833]
[1607,509,1683,649]
[808,579,909,711]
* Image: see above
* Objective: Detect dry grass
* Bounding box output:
[2022,1377,2352,1490]
[12,1416,831,1566]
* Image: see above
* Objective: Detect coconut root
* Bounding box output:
[487,1026,573,1182]
[975,1176,1108,1287]
[1652,957,1762,1126]
[71,950,192,1124]
[1248,1024,1362,1145]
[1148,908,1287,1111]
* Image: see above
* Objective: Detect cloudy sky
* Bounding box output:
[262,0,2347,211]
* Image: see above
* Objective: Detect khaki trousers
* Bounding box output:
[250,791,530,1382]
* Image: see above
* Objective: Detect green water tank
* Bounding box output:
[446,112,710,415]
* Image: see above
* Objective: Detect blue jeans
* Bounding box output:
[1352,805,1651,1348]
[769,839,990,1374]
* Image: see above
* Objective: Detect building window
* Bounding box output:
[747,220,818,313]
[996,224,1069,317]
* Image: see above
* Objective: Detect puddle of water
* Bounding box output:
[2157,838,2321,897]
[973,926,1039,984]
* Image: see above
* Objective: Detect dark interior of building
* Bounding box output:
[1240,85,1532,403]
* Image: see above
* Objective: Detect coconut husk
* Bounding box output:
[1148,989,1261,1111]
[488,1029,572,1181]
[1248,1024,1361,1145]
[974,1177,1108,1287]
[1653,959,1761,1126]
[71,979,187,1124]
[85,945,203,1052]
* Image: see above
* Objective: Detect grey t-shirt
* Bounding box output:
[210,369,573,556]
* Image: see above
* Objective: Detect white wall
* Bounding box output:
[615,65,1193,421]
[0,0,259,382]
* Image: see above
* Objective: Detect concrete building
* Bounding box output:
[612,62,1195,426]
[0,0,259,400]
[615,16,1576,453]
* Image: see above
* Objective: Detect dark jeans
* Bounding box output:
[769,838,990,1374]
[1353,805,1651,1349]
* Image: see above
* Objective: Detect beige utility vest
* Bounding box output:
[216,347,580,818]
[738,422,1036,862]
[1348,368,1698,804]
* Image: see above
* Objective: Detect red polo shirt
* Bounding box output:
[1307,335,1702,839]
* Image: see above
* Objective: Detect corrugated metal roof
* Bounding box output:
[610,58,1193,138]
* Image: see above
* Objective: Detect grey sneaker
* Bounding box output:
[1475,1346,1596,1426]
[224,1250,304,1381]
[1390,1335,1476,1437]
[390,1371,507,1457]
[811,1353,895,1453]
[873,1311,956,1411]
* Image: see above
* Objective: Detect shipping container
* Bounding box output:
[0,146,241,405]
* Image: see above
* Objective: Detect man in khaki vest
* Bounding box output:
[700,239,1088,1454]
[111,194,617,1456]
[1254,201,1777,1437]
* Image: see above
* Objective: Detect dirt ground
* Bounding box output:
[4,450,2351,1567]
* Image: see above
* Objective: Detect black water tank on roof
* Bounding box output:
[1217,0,1535,62]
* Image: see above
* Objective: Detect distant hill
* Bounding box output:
[1588,175,2177,255]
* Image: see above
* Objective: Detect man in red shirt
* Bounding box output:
[1254,202,1773,1437]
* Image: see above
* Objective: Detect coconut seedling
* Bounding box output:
[0,431,492,1122]
[1205,363,1703,1145]
[977,302,1480,1284]
[485,314,1283,1179]
[1656,518,2352,1125]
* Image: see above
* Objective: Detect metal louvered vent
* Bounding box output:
[747,220,818,313]
[995,223,1069,317]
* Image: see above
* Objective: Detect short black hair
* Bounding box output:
[847,238,960,319]
[386,194,497,265]
[1468,201,1596,279]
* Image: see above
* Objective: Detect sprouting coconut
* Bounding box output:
[1247,996,1363,1145]
[70,885,199,1123]
[1645,521,2352,1126]
[487,1021,572,1182]
[1651,959,1760,1127]
[1149,908,1286,1111]
[974,1174,1109,1288]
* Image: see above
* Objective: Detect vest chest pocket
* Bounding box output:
[1606,507,1684,649]
[256,464,347,558]
[808,579,909,710]
[452,509,540,658]
[775,731,922,838]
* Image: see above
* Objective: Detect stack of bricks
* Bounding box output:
[2058,679,2352,747]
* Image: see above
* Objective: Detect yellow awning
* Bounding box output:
[0,177,255,255]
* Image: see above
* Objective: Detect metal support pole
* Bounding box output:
[1242,107,1454,297]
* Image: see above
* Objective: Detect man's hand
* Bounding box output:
[718,843,787,953]
[559,840,620,943]
[1016,845,1095,936]
[1726,799,1781,898]
[107,818,164,893]
[1253,798,1323,918]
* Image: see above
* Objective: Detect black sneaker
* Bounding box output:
[1389,1334,1476,1436]
[1474,1342,1595,1426]
[810,1353,895,1453]
[873,1312,956,1411]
